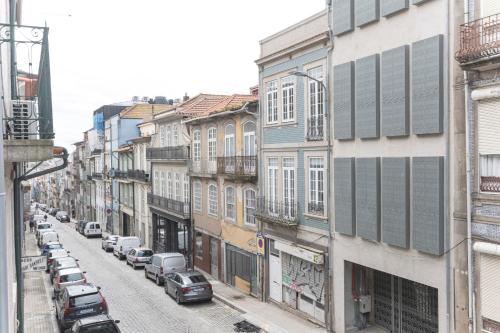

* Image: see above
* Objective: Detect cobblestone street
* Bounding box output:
[39,215,244,333]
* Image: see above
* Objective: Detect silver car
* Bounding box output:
[126,248,153,269]
[164,270,213,304]
[101,235,119,252]
[50,257,79,284]
[53,267,87,296]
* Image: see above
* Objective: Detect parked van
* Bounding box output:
[144,253,186,286]
[35,222,52,238]
[83,222,102,238]
[113,237,141,259]
[39,231,59,247]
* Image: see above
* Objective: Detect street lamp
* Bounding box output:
[288,70,327,92]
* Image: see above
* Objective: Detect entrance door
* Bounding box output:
[210,238,218,279]
[122,213,129,236]
[269,252,282,302]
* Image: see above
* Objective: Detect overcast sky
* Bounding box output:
[21,0,325,150]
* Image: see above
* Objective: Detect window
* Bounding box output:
[266,80,278,123]
[225,186,235,221]
[224,124,235,157]
[194,181,202,212]
[167,172,172,199]
[268,158,278,214]
[175,173,181,202]
[309,157,325,215]
[172,124,179,146]
[480,154,500,193]
[195,232,203,258]
[208,183,218,216]
[193,130,201,161]
[154,171,159,194]
[160,171,166,197]
[166,125,171,147]
[282,76,295,122]
[244,188,256,225]
[208,127,217,161]
[308,66,325,140]
[283,158,295,218]
[243,122,256,156]
[183,174,189,204]
[159,125,165,146]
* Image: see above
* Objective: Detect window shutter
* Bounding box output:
[480,253,500,323]
[478,98,500,155]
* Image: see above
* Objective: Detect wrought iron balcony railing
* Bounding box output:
[306,116,324,141]
[92,173,102,180]
[190,159,217,176]
[217,156,257,177]
[480,176,500,193]
[308,202,325,215]
[1,23,54,140]
[147,193,190,219]
[147,146,189,160]
[86,175,92,181]
[456,13,500,63]
[255,197,299,227]
[127,169,150,182]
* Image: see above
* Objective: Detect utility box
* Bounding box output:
[359,295,372,313]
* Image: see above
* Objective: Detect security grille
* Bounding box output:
[12,100,37,139]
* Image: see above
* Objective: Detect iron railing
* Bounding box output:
[480,176,500,192]
[146,146,189,160]
[217,156,257,177]
[147,193,190,218]
[127,169,150,182]
[92,173,102,180]
[190,159,217,176]
[308,202,325,215]
[86,175,92,181]
[114,170,128,179]
[1,24,54,140]
[255,197,299,227]
[456,13,500,63]
[306,116,324,141]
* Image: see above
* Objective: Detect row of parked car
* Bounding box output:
[37,204,70,222]
[32,204,121,332]
[99,233,214,304]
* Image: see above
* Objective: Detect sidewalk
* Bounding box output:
[201,271,327,333]
[24,231,57,333]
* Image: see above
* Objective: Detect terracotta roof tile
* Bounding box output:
[120,104,176,120]
[176,94,256,118]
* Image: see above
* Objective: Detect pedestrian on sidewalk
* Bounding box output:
[29,220,34,232]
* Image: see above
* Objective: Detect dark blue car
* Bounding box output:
[41,242,63,256]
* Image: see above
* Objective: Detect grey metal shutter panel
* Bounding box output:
[334,158,356,236]
[356,158,381,241]
[332,0,354,36]
[478,98,500,155]
[381,45,409,137]
[334,62,355,140]
[412,157,444,255]
[412,35,444,135]
[356,54,380,139]
[382,157,410,248]
[381,0,409,17]
[355,0,379,27]
[480,253,500,323]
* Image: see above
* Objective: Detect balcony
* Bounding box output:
[147,146,189,161]
[308,202,325,215]
[2,24,54,162]
[306,116,324,141]
[114,170,128,180]
[255,197,299,227]
[92,173,102,180]
[480,176,500,193]
[86,175,92,181]
[217,156,257,179]
[147,193,190,219]
[127,169,150,182]
[456,13,500,67]
[190,159,217,177]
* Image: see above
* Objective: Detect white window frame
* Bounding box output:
[167,172,172,199]
[224,124,235,157]
[283,157,296,219]
[183,174,189,204]
[208,183,218,217]
[208,127,217,161]
[160,171,166,198]
[175,173,181,202]
[194,180,202,212]
[308,157,325,216]
[166,125,171,147]
[193,129,201,161]
[268,158,279,214]
[281,76,295,122]
[159,125,165,146]
[244,188,256,226]
[307,66,325,136]
[172,124,179,146]
[225,185,236,221]
[266,80,278,124]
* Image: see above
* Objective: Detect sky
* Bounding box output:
[21,0,325,150]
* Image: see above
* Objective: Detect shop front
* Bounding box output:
[225,244,258,295]
[151,210,190,257]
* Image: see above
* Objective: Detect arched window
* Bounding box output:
[225,186,235,221]
[193,130,201,161]
[244,188,256,225]
[208,183,218,216]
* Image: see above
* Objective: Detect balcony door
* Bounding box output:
[283,158,295,219]
[224,124,235,173]
[243,122,256,174]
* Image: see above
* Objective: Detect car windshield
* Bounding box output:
[188,275,208,284]
[70,293,99,307]
[79,322,118,333]
[60,273,83,283]
[39,224,50,229]
[138,250,153,257]
[47,244,62,250]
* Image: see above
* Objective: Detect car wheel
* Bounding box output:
[175,292,181,304]
[132,263,136,269]
[144,269,148,280]
[156,275,161,286]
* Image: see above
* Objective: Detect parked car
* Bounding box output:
[126,248,153,269]
[41,242,63,256]
[83,222,102,238]
[78,221,90,234]
[49,208,58,216]
[53,267,87,296]
[47,248,70,272]
[164,270,213,304]
[50,256,79,283]
[101,235,119,252]
[113,237,141,260]
[68,314,121,333]
[54,284,108,331]
[35,222,52,238]
[144,253,186,286]
[38,231,59,247]
[37,229,55,244]
[56,211,70,222]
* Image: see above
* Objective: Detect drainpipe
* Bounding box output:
[0,60,8,333]
[14,147,68,333]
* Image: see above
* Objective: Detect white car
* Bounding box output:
[83,222,102,238]
[113,236,141,260]
[101,235,119,252]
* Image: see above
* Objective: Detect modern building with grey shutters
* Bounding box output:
[330,0,469,332]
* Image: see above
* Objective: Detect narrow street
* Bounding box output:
[45,215,244,333]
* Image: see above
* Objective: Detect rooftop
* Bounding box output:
[120,103,176,120]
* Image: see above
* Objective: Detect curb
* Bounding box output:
[212,292,246,314]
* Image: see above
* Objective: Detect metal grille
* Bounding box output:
[374,271,393,331]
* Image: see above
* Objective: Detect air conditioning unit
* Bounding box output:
[11,100,37,139]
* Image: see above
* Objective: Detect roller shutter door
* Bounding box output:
[478,98,500,155]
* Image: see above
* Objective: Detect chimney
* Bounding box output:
[183,93,189,102]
